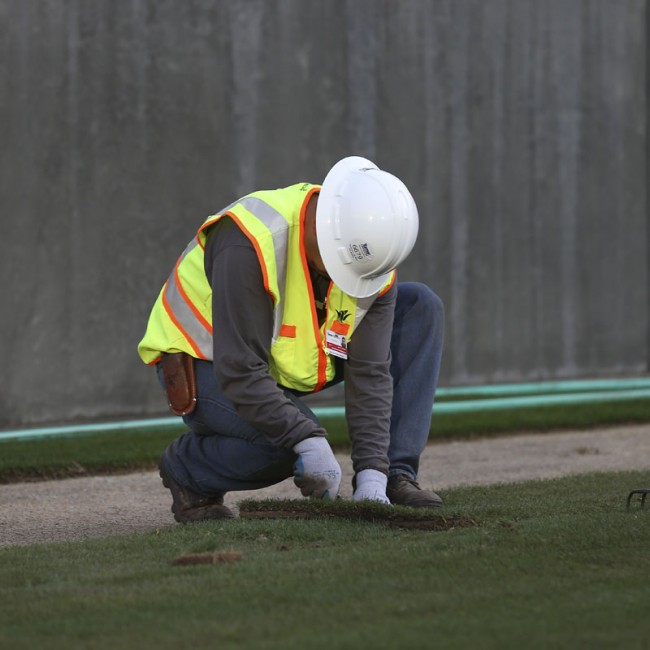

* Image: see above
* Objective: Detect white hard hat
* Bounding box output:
[316,156,419,298]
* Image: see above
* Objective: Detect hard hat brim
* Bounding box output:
[316,157,393,298]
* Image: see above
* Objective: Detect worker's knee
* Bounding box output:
[396,282,444,329]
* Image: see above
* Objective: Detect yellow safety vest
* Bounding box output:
[138,183,395,392]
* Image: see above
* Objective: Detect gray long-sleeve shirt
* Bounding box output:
[204,216,396,474]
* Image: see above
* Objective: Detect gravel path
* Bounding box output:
[1,424,649,547]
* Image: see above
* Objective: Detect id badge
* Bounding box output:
[325,329,348,359]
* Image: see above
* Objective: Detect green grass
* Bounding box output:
[425,398,650,438]
[1,398,649,482]
[0,428,180,483]
[1,470,649,649]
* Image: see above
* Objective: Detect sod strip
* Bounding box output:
[238,498,478,530]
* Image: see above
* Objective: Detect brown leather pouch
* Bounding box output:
[160,352,197,416]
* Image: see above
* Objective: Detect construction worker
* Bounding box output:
[138,156,445,522]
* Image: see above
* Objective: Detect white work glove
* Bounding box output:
[293,437,341,499]
[353,469,390,504]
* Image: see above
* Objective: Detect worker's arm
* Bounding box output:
[344,282,397,477]
[204,217,328,449]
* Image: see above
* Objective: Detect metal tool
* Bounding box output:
[627,488,650,510]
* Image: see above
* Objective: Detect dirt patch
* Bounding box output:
[172,551,244,566]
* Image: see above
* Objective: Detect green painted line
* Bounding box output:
[0,417,187,443]
[432,388,650,414]
[313,388,650,417]
[435,377,650,398]
[1,381,649,443]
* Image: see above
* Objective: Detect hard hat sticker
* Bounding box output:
[348,240,374,263]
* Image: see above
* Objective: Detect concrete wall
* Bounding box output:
[1,0,647,428]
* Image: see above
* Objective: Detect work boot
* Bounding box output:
[387,474,443,509]
[159,461,234,523]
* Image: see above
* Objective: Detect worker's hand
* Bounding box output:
[292,437,341,499]
[353,469,390,504]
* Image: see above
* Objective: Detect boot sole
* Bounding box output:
[159,462,234,522]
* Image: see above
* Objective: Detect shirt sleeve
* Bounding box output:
[344,281,397,475]
[204,217,327,448]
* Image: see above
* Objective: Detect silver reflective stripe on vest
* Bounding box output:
[238,197,290,341]
[163,237,213,359]
[162,196,292,356]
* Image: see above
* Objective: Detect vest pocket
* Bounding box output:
[270,326,298,385]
